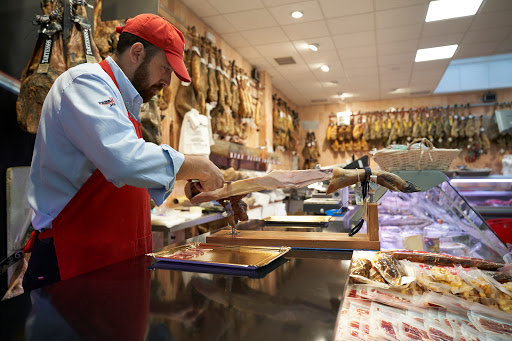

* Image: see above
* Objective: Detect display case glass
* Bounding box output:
[375,177,509,264]
[449,175,512,219]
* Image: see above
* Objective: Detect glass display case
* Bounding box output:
[449,175,512,219]
[351,172,509,264]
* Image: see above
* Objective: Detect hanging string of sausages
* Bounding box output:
[326,102,512,163]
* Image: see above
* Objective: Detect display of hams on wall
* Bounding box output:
[16,0,169,141]
[326,103,512,162]
[301,131,320,169]
[272,95,300,152]
[16,0,66,133]
[174,26,261,145]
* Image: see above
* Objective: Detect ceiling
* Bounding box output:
[182,0,512,106]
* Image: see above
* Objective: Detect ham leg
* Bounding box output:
[93,0,124,59]
[188,169,333,204]
[206,43,218,103]
[326,168,420,194]
[16,0,66,133]
[140,96,161,144]
[66,0,102,69]
[174,49,199,119]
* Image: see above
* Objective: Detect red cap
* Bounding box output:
[116,14,191,83]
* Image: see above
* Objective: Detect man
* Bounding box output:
[23,14,224,290]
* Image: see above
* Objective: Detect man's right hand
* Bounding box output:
[176,155,224,192]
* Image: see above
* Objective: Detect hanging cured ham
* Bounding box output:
[66,0,102,69]
[140,96,161,145]
[16,0,66,133]
[230,62,240,116]
[210,48,228,137]
[174,49,199,119]
[93,0,124,59]
[206,43,218,103]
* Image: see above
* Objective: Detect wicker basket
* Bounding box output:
[372,138,461,172]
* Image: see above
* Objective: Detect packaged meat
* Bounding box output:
[366,287,415,311]
[348,299,371,340]
[372,253,405,286]
[369,267,387,284]
[458,323,486,341]
[398,316,429,341]
[369,303,404,341]
[468,305,512,336]
[350,258,372,279]
[385,250,505,271]
[425,318,454,341]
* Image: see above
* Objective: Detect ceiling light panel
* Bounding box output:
[291,11,303,18]
[415,44,458,62]
[425,0,483,22]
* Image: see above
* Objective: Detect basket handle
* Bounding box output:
[408,138,433,170]
[408,138,433,151]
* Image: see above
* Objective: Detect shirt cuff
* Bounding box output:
[147,145,185,206]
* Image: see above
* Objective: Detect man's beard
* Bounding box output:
[132,58,162,103]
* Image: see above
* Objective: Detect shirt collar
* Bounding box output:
[105,56,143,120]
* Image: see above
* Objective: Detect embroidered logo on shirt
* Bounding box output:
[98,97,116,107]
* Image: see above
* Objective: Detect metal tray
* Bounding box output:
[150,255,289,278]
[263,215,333,225]
[150,242,291,269]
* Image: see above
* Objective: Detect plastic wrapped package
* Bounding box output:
[384,250,505,271]
[457,269,500,303]
[334,308,349,341]
[414,265,453,294]
[425,318,454,341]
[369,303,404,340]
[366,287,416,311]
[445,310,475,332]
[372,253,406,286]
[458,323,486,341]
[398,316,430,341]
[468,303,512,337]
[351,258,372,277]
[348,299,372,340]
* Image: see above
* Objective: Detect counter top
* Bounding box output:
[1,231,352,340]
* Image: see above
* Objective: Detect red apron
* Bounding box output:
[32,60,152,280]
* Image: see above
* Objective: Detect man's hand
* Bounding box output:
[176,155,224,192]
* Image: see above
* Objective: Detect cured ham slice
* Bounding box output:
[66,0,102,69]
[16,0,66,133]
